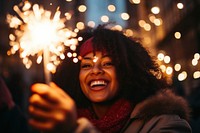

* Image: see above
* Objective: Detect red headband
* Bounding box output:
[79,37,94,57]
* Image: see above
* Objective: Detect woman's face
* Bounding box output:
[79,51,119,103]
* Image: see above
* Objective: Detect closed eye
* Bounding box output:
[102,62,113,67]
[81,64,92,69]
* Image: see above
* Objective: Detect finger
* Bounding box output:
[31,83,62,103]
[31,83,76,112]
[29,105,51,120]
[29,89,73,121]
[29,94,55,111]
[49,82,70,98]
[49,82,75,106]
[29,105,65,121]
[29,118,54,132]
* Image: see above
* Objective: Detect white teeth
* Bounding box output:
[90,80,107,87]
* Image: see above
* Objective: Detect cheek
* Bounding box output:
[111,70,119,91]
[79,71,88,89]
[111,80,119,95]
[79,70,85,81]
[79,72,84,86]
[108,69,118,82]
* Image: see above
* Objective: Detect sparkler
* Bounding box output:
[7,1,78,84]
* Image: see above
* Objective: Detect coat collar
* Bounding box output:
[130,89,190,121]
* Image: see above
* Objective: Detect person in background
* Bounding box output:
[28,25,192,133]
[0,76,29,133]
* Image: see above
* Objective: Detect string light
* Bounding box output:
[174,32,181,39]
[192,59,198,66]
[151,6,160,14]
[112,25,123,31]
[101,15,109,23]
[193,71,200,79]
[160,65,166,72]
[138,20,146,27]
[177,3,184,9]
[194,53,200,60]
[149,14,156,23]
[124,29,134,37]
[164,56,171,64]
[129,0,141,4]
[121,13,130,20]
[166,66,173,75]
[154,18,163,26]
[143,23,151,31]
[178,71,187,81]
[78,5,87,12]
[157,53,165,61]
[174,64,181,71]
[87,21,96,28]
[76,22,85,30]
[108,5,116,12]
[157,50,200,81]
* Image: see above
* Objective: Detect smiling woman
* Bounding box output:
[28,24,192,133]
[79,51,119,103]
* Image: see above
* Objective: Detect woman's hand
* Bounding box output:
[29,82,77,133]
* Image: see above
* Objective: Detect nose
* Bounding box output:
[90,64,103,75]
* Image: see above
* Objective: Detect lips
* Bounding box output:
[89,80,108,90]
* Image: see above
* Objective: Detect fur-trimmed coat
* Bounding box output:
[75,89,192,133]
[121,89,191,133]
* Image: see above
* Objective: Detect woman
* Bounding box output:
[29,25,191,133]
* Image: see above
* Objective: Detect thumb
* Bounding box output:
[49,82,71,98]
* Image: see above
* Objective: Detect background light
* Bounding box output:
[174,32,181,39]
[151,6,160,14]
[177,3,184,9]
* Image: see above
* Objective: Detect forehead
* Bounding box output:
[83,51,108,58]
[81,52,112,63]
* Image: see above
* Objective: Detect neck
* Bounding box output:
[92,103,110,119]
[92,98,118,119]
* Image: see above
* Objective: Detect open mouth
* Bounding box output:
[90,80,108,88]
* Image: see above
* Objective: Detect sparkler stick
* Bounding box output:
[7,1,78,84]
[43,48,51,84]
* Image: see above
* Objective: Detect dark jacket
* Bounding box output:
[121,89,191,133]
[75,89,192,133]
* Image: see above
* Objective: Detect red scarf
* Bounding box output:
[78,99,133,133]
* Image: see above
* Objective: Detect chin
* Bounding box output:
[91,98,106,103]
[91,98,117,105]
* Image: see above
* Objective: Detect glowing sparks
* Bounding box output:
[7,1,78,73]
